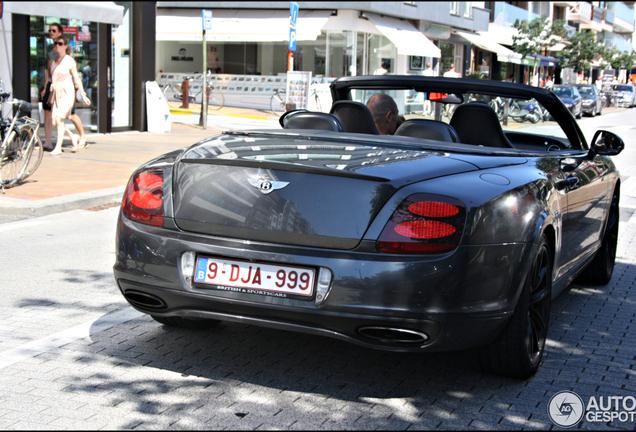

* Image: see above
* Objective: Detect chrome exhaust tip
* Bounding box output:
[357,326,428,345]
[123,290,167,310]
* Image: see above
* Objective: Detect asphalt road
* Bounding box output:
[0,110,635,430]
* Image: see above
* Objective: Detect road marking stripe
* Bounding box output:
[0,220,49,232]
[0,308,144,370]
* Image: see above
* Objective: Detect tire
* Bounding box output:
[151,315,221,330]
[476,235,552,379]
[0,126,30,187]
[17,126,43,182]
[529,113,540,124]
[206,87,224,111]
[576,191,619,285]
[163,85,184,109]
[270,92,286,116]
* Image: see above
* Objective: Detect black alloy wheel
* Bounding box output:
[476,235,552,379]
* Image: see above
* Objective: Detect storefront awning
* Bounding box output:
[536,54,560,67]
[364,13,440,58]
[5,1,124,25]
[156,9,331,42]
[454,30,522,64]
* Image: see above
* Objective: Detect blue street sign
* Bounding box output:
[202,10,212,31]
[290,2,299,28]
[289,28,297,51]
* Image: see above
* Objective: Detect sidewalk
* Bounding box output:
[0,106,277,217]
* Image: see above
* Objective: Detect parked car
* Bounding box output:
[576,84,603,116]
[612,84,636,107]
[553,84,583,118]
[114,76,623,379]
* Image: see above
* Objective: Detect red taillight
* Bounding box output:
[394,220,457,239]
[408,201,459,218]
[377,194,466,254]
[122,169,164,227]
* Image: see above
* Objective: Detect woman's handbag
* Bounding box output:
[76,89,91,106]
[47,86,56,106]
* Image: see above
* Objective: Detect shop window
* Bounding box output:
[29,16,98,132]
[367,34,396,76]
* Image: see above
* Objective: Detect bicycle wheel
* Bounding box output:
[18,126,43,182]
[206,87,224,111]
[0,128,29,187]
[163,84,183,109]
[270,92,286,116]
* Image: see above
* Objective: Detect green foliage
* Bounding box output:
[557,30,600,73]
[512,17,566,58]
[602,47,636,70]
[468,72,484,79]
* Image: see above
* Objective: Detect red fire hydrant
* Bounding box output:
[181,78,189,109]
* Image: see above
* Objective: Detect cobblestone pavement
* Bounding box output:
[0,120,635,430]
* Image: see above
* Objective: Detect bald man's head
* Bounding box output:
[366,93,399,135]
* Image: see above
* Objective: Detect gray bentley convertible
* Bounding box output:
[114,76,623,378]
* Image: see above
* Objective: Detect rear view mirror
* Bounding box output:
[591,130,624,156]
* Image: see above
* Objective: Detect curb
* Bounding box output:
[0,186,125,218]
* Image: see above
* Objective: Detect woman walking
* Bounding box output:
[49,36,91,156]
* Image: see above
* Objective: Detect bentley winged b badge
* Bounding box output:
[248,179,290,195]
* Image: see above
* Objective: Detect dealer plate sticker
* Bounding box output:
[194,256,315,298]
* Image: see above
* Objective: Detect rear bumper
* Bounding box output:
[114,214,534,352]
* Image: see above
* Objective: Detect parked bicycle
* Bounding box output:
[270,84,322,116]
[0,81,43,193]
[163,72,224,111]
[270,88,287,116]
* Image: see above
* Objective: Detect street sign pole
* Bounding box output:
[288,2,298,72]
[200,10,213,129]
[200,29,207,129]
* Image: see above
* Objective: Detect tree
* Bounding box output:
[512,17,566,84]
[557,30,601,73]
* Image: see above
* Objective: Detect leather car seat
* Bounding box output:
[283,112,345,132]
[329,101,380,135]
[449,102,514,148]
[394,119,460,142]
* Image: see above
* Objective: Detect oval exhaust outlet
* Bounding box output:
[357,327,428,344]
[123,290,167,310]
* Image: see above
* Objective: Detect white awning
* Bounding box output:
[4,1,124,25]
[364,13,440,58]
[454,30,522,64]
[156,9,331,43]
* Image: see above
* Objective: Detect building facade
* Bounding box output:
[1,1,157,133]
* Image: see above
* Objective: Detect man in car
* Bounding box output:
[366,93,399,135]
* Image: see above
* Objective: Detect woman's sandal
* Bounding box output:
[77,136,88,150]
[70,134,79,153]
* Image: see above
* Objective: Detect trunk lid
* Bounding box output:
[172,132,522,249]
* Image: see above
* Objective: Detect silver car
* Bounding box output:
[612,84,636,107]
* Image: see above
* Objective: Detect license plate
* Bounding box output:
[194,256,315,299]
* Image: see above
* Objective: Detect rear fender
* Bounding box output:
[364,167,560,247]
